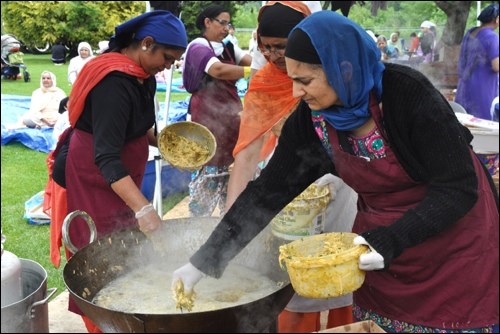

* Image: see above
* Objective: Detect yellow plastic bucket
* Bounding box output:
[279,232,368,298]
[271,183,330,240]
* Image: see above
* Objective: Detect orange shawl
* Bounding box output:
[43,127,73,268]
[233,1,310,160]
[43,150,67,268]
[234,63,300,159]
[68,52,150,127]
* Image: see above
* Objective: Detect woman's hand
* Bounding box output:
[135,204,161,234]
[354,235,385,270]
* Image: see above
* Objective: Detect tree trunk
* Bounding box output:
[436,1,472,47]
[418,1,472,95]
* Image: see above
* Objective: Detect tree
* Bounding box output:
[178,1,238,42]
[1,1,145,55]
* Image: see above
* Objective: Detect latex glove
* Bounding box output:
[353,235,385,271]
[172,262,205,294]
[135,204,161,234]
[315,173,340,199]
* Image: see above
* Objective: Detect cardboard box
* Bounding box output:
[316,320,386,333]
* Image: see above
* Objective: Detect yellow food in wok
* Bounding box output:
[92,263,280,314]
[172,279,195,312]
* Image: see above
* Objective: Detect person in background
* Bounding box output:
[455,3,499,120]
[51,39,67,65]
[223,23,239,47]
[388,32,404,54]
[227,2,357,332]
[247,29,258,56]
[419,20,436,63]
[52,96,70,145]
[182,5,252,217]
[172,10,499,333]
[376,35,398,61]
[407,32,420,58]
[429,25,440,61]
[67,41,94,85]
[21,71,66,128]
[365,30,377,43]
[44,10,187,333]
[96,40,109,55]
[248,1,322,79]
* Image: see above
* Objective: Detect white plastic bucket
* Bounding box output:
[271,184,330,240]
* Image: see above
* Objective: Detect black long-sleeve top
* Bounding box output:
[190,63,495,278]
[53,71,156,186]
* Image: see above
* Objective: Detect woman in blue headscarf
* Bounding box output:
[171,11,498,333]
[46,10,187,332]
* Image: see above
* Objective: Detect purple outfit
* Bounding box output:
[183,40,241,166]
[455,26,499,120]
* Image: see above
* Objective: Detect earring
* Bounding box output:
[142,46,147,51]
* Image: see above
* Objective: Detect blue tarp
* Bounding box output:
[156,77,248,97]
[1,94,189,153]
[1,94,55,153]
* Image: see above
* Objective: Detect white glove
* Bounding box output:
[171,262,205,293]
[135,204,161,234]
[315,173,340,199]
[353,235,385,271]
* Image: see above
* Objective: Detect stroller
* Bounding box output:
[1,34,30,82]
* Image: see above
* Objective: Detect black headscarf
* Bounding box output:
[478,3,499,23]
[195,5,228,31]
[258,3,306,38]
[285,28,321,64]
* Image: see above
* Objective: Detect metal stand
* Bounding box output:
[152,154,163,218]
[152,67,174,217]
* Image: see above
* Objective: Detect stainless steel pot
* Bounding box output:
[1,259,57,333]
[62,212,294,333]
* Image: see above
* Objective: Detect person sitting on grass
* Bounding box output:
[21,70,66,128]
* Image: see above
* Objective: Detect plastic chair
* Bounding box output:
[449,101,468,114]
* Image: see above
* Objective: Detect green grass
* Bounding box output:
[1,54,189,298]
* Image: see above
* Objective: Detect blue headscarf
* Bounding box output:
[113,10,187,49]
[287,11,384,131]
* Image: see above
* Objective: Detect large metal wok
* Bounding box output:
[62,213,294,333]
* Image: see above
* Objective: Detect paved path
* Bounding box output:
[48,290,86,333]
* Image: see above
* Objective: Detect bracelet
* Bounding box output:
[135,203,155,218]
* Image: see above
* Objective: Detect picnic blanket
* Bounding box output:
[1,94,189,153]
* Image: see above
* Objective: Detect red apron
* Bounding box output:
[65,129,148,314]
[325,101,498,328]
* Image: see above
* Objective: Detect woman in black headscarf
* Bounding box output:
[172,10,498,333]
